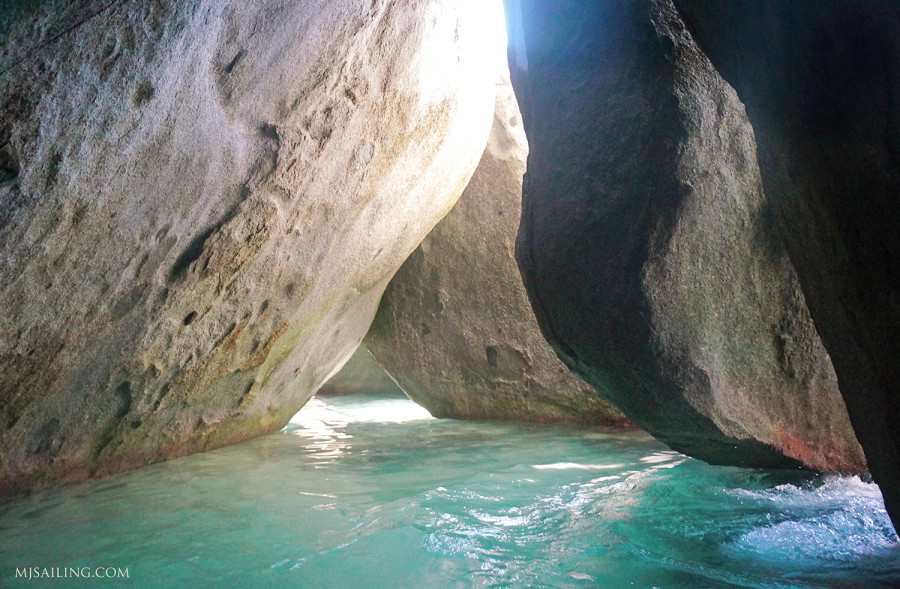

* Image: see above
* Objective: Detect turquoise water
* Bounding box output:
[2,394,899,588]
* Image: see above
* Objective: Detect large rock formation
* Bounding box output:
[672,0,900,528]
[366,73,627,425]
[506,0,865,471]
[0,0,503,497]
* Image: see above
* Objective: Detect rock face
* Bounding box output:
[506,0,865,470]
[672,0,900,527]
[366,72,627,424]
[316,347,404,398]
[0,0,503,497]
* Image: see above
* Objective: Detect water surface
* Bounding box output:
[2,394,898,587]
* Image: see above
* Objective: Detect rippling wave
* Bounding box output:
[1,395,897,588]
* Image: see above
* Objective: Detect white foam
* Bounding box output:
[727,476,898,563]
[531,462,625,471]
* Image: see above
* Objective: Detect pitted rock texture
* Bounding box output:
[316,347,404,398]
[365,74,627,425]
[506,0,865,471]
[673,0,900,527]
[0,0,502,497]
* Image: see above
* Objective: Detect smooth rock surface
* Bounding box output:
[0,0,502,497]
[506,0,865,470]
[673,0,900,528]
[366,73,627,425]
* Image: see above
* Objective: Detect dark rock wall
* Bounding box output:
[506,0,864,471]
[673,0,900,527]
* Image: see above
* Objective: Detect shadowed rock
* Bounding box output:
[673,0,900,528]
[366,71,628,425]
[316,347,405,398]
[505,0,864,471]
[0,0,502,497]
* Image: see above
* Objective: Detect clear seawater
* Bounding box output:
[2,394,899,588]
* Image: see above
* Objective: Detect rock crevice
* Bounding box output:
[365,71,627,425]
